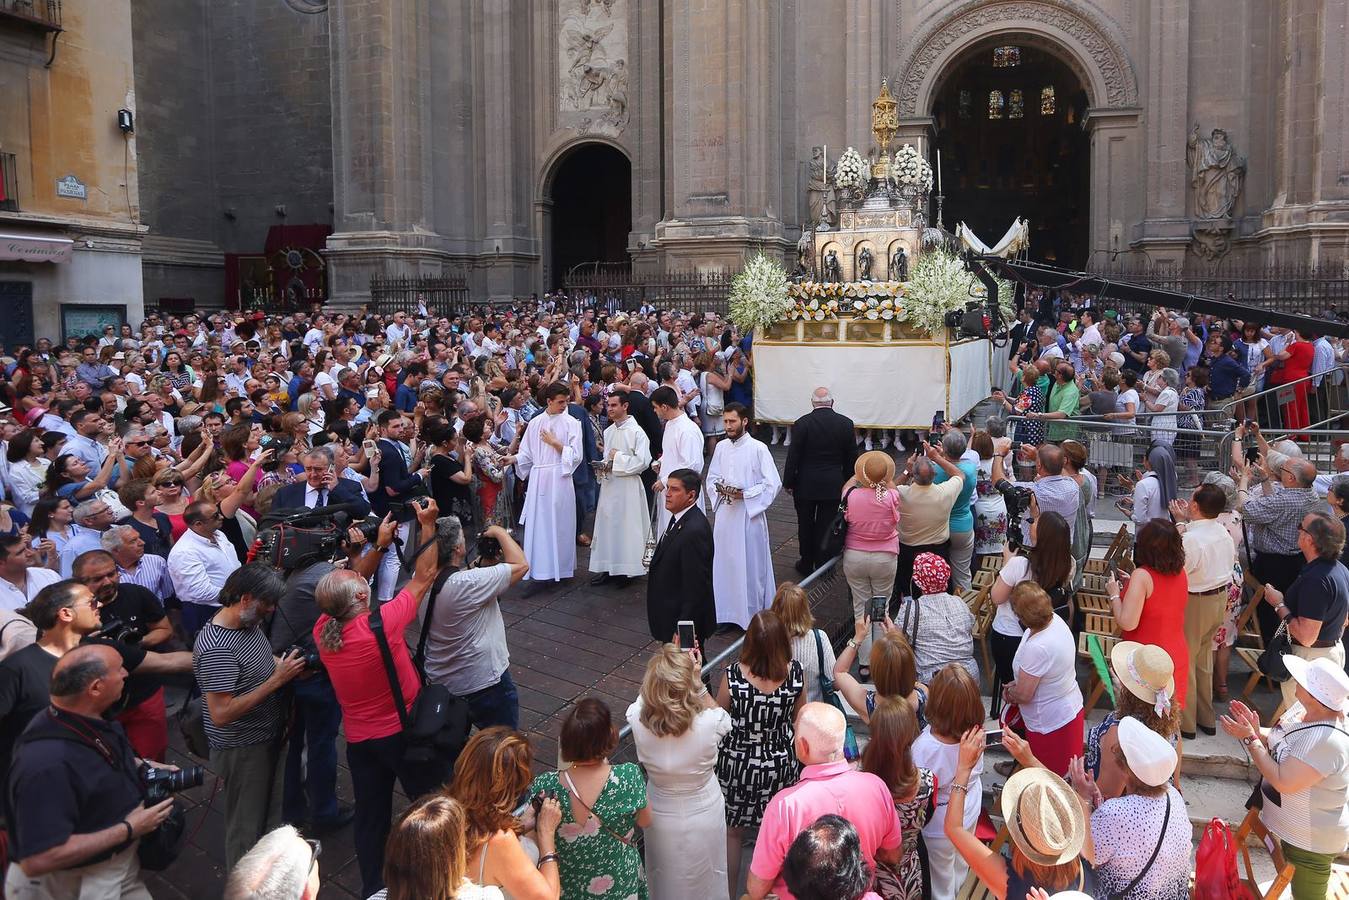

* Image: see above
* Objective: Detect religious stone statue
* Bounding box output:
[807,146,835,230]
[1187,125,1245,220]
[795,230,814,277]
[857,247,874,282]
[889,246,908,281]
[823,250,842,283]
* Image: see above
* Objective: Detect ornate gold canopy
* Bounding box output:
[871,79,898,154]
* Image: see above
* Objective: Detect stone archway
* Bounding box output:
[539,141,633,290]
[894,0,1139,118]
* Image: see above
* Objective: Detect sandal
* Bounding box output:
[577,534,592,547]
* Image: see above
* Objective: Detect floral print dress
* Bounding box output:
[973,457,1009,554]
[875,768,937,900]
[530,763,648,900]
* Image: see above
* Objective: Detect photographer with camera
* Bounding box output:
[422,521,530,731]
[312,497,445,898]
[4,644,177,898]
[193,563,307,869]
[0,580,192,785]
[265,518,393,835]
[72,549,180,761]
[997,443,1081,549]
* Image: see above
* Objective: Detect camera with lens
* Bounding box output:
[475,534,503,566]
[994,478,1034,551]
[97,618,145,645]
[141,762,205,803]
[284,644,323,671]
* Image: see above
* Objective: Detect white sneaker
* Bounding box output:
[864,438,874,451]
[783,431,791,447]
[881,431,892,449]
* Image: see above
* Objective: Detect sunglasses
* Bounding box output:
[159,480,184,488]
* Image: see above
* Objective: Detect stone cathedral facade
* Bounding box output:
[131,0,1349,308]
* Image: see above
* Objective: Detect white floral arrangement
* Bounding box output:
[833,147,869,192]
[892,144,934,191]
[727,252,793,332]
[901,249,1013,335]
[787,281,907,319]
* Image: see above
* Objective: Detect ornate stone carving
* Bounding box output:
[560,0,628,135]
[895,0,1139,115]
[1187,126,1245,221]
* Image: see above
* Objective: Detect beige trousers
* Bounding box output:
[842,548,897,666]
[1182,588,1230,733]
[4,845,151,900]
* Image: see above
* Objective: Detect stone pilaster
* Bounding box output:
[1134,0,1192,262]
[652,0,790,270]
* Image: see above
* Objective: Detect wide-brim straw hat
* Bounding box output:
[1001,767,1086,867]
[854,450,894,489]
[1111,641,1175,706]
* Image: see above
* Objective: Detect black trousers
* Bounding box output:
[794,496,836,570]
[894,541,950,604]
[1252,551,1305,643]
[347,732,449,897]
[989,630,1022,718]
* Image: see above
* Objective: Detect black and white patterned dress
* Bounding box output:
[716,660,803,828]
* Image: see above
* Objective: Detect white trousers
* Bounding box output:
[376,521,413,602]
[924,831,970,900]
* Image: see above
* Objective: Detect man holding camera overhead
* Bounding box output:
[370,410,432,601]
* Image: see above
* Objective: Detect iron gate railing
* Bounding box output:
[368,274,471,318]
[562,264,734,316]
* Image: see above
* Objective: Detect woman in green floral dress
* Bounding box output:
[531,699,651,899]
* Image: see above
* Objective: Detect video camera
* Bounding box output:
[993,477,1034,552]
[251,503,384,571]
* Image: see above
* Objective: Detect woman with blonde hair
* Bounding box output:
[374,795,504,900]
[861,697,936,899]
[448,728,562,900]
[770,581,836,703]
[840,450,900,677]
[627,645,732,899]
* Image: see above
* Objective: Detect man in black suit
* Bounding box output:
[272,446,372,517]
[646,468,715,646]
[370,410,431,599]
[783,387,857,575]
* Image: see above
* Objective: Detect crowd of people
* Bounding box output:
[0,295,1344,900]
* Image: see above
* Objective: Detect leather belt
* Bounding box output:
[1311,639,1341,648]
[1189,587,1229,596]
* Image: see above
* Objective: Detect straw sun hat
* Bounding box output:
[854,450,895,490]
[1001,767,1087,867]
[1110,641,1175,717]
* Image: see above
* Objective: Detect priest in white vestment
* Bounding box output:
[704,404,781,629]
[650,384,705,535]
[516,383,584,585]
[589,392,652,586]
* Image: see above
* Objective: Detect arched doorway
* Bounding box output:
[931,39,1091,266]
[547,143,632,289]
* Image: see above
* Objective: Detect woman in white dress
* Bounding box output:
[626,644,732,900]
[5,430,50,517]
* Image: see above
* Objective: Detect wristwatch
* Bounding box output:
[846,638,859,649]
[1275,603,1289,620]
[1241,735,1258,750]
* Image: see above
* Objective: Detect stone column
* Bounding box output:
[654,0,790,270]
[1134,0,1191,263]
[1084,108,1143,258]
[325,0,441,307]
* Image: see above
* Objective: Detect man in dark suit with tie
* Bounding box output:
[646,467,715,646]
[272,446,372,517]
[783,387,857,575]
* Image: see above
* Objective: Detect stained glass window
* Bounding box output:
[988,90,1004,119]
[958,89,972,120]
[993,46,1021,67]
[1009,89,1025,119]
[1040,85,1056,115]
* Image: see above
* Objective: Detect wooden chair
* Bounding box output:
[968,586,996,691]
[972,568,995,591]
[1233,575,1274,702]
[1077,611,1122,708]
[979,554,1002,573]
[1235,807,1296,900]
[956,825,1010,900]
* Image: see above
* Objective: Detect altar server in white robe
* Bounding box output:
[589,391,653,586]
[516,382,584,585]
[650,384,705,536]
[704,403,782,629]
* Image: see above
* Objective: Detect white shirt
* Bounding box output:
[1133,472,1164,526]
[1182,517,1237,592]
[0,567,61,613]
[167,528,242,609]
[1012,615,1083,733]
[304,485,331,508]
[385,322,412,346]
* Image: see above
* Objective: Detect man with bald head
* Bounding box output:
[746,703,901,900]
[5,643,176,897]
[784,386,857,575]
[894,441,967,601]
[1238,450,1321,639]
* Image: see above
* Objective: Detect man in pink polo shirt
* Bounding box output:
[746,703,902,900]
